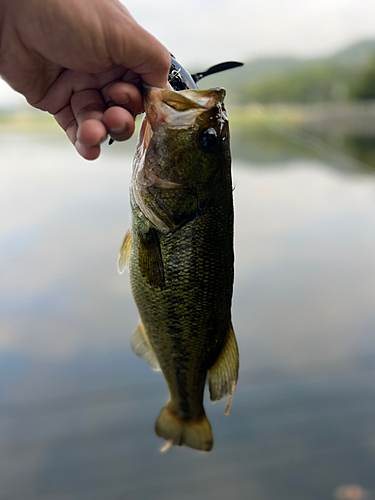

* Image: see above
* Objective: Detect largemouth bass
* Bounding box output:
[118,83,239,452]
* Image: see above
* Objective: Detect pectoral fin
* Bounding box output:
[139,228,165,290]
[131,322,160,371]
[208,323,239,413]
[118,230,131,274]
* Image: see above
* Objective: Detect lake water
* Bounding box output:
[1,128,375,500]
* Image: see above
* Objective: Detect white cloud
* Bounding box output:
[123,0,375,66]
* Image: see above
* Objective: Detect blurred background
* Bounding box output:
[2,1,375,499]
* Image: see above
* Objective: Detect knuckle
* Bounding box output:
[77,103,104,119]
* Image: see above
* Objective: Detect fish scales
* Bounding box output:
[119,85,239,451]
[131,189,233,415]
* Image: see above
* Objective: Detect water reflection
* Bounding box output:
[1,131,375,499]
[231,125,375,174]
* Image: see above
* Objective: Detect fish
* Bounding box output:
[118,60,239,452]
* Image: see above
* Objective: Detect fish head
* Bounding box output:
[131,86,231,233]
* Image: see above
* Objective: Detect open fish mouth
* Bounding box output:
[143,85,226,130]
[134,85,227,168]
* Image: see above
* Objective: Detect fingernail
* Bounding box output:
[111,125,127,134]
[117,96,129,105]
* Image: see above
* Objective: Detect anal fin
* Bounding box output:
[208,323,239,413]
[131,321,160,371]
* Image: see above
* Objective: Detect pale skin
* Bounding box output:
[0,0,171,159]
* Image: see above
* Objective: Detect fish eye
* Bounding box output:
[198,127,219,150]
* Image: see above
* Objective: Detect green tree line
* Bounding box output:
[241,55,375,104]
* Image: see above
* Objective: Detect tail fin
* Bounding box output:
[155,402,213,452]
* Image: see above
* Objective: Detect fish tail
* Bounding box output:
[155,402,213,452]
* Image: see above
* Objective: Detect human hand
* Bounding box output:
[0,0,170,159]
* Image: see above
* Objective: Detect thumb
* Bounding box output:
[108,8,171,88]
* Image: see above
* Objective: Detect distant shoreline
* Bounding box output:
[229,101,375,136]
[2,101,375,137]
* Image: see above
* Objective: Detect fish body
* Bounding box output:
[119,84,239,451]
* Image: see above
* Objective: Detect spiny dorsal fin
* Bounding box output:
[138,228,165,290]
[118,230,131,274]
[131,321,160,371]
[208,322,239,413]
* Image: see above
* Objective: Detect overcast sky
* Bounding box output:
[1,0,375,107]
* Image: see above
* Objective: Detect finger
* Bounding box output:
[104,81,144,115]
[126,31,171,88]
[108,12,170,88]
[102,107,135,142]
[32,67,127,114]
[131,49,170,88]
[54,104,78,144]
[75,141,101,161]
[71,89,107,150]
[77,119,108,147]
[53,100,105,160]
[71,89,106,126]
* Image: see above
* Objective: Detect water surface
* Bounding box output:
[1,130,375,500]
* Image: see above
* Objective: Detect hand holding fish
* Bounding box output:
[0,0,170,159]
